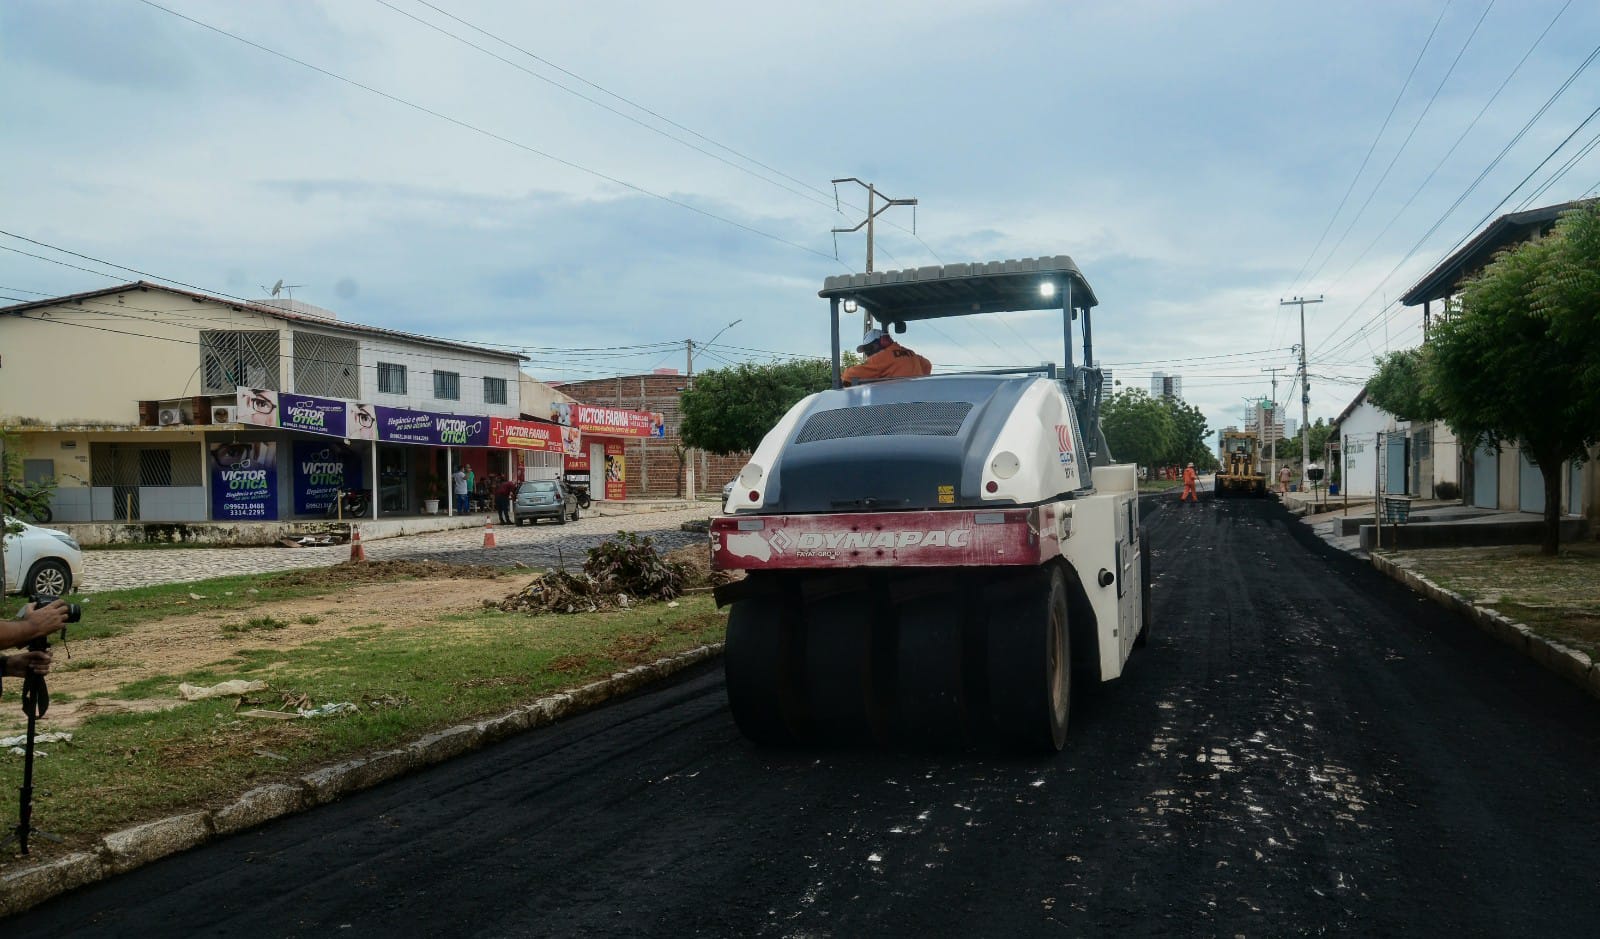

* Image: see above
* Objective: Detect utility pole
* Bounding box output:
[1280,295,1322,492]
[682,319,742,502]
[1261,366,1285,488]
[831,177,918,336]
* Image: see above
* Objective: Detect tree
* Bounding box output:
[1157,397,1215,470]
[1,429,56,530]
[679,359,838,456]
[1100,389,1175,472]
[1426,202,1600,555]
[1366,348,1441,421]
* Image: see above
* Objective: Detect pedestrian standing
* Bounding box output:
[452,467,469,515]
[1279,465,1292,495]
[1181,462,1198,503]
[494,476,516,525]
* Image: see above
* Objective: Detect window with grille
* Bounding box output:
[293,331,360,399]
[378,362,407,395]
[201,330,280,394]
[434,370,460,400]
[483,376,508,405]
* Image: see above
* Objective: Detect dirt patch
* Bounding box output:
[7,573,521,733]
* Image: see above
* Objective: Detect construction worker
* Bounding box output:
[842,329,932,385]
[1181,462,1198,503]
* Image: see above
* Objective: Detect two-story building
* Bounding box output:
[0,281,572,531]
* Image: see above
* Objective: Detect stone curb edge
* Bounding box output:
[1369,553,1599,702]
[0,642,725,918]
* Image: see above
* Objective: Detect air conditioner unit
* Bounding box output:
[212,406,239,424]
[158,407,184,426]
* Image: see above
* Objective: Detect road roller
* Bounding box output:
[710,256,1149,751]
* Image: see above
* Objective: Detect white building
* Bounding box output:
[1,281,551,527]
[1330,387,1463,501]
[1149,371,1183,400]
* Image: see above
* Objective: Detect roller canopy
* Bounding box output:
[819,256,1098,322]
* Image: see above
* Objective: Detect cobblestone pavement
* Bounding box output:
[79,506,715,593]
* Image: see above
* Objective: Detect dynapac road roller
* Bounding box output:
[710,257,1149,751]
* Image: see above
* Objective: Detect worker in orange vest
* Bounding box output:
[842,329,932,385]
[1181,462,1198,503]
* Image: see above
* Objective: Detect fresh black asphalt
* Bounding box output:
[17,495,1600,936]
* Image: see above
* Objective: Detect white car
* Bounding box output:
[3,517,85,598]
[722,479,736,514]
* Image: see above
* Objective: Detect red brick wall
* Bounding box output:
[558,374,752,499]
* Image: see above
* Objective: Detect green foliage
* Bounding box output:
[583,531,689,601]
[1100,389,1176,470]
[679,358,839,455]
[1367,348,1440,421]
[1,428,57,529]
[1157,397,1216,470]
[1427,201,1600,553]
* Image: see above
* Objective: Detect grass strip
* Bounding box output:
[0,596,725,858]
[1387,543,1600,660]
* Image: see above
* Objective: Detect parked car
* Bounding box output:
[722,478,736,514]
[3,517,84,597]
[513,480,580,526]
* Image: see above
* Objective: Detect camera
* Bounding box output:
[31,593,81,624]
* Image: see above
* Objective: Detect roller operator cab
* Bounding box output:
[711,256,1150,751]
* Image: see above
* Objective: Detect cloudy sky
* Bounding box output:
[4,0,1599,437]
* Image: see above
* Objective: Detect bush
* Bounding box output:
[1435,480,1461,501]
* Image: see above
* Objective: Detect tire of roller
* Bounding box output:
[985,567,1071,752]
[799,592,884,744]
[892,593,970,746]
[724,591,797,745]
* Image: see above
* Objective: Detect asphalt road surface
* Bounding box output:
[20,495,1600,936]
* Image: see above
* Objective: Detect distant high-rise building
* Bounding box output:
[1150,371,1183,400]
[1245,402,1287,444]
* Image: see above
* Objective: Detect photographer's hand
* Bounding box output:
[5,601,68,647]
[1,650,51,677]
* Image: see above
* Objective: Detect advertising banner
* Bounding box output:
[603,440,627,501]
[279,393,348,438]
[375,406,489,447]
[489,417,563,451]
[575,404,665,438]
[347,402,378,440]
[292,440,363,515]
[209,441,278,521]
[236,388,281,428]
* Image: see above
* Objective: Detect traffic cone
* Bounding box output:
[483,516,497,549]
[349,527,367,562]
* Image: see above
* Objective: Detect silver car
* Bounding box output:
[513,480,579,526]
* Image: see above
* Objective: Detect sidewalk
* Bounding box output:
[78,505,711,593]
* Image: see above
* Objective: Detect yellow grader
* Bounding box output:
[1214,430,1267,498]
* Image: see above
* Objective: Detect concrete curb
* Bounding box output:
[1369,553,1599,702]
[0,643,724,918]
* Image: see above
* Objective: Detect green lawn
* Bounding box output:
[1381,543,1600,660]
[0,565,725,862]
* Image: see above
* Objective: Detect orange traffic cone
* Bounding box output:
[349,527,367,562]
[483,516,497,549]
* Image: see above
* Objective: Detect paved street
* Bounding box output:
[79,506,714,593]
[21,494,1600,936]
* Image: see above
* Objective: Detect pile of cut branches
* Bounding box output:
[497,532,692,615]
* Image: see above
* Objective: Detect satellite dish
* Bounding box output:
[271,279,284,297]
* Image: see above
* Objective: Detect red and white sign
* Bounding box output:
[574,404,664,438]
[710,509,1050,571]
[489,418,562,451]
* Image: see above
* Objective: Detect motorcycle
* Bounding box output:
[568,481,593,511]
[324,488,372,519]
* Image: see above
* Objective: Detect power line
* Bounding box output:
[1302,0,1496,288]
[1310,40,1600,358]
[369,0,841,217]
[132,0,842,266]
[1316,0,1575,297]
[1285,0,1453,297]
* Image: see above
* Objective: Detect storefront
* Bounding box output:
[207,388,579,521]
[553,403,664,502]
